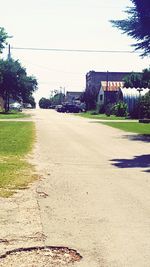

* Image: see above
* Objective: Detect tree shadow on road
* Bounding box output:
[123,134,150,143]
[110,154,150,169]
[143,169,150,173]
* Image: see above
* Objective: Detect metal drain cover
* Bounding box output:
[0,246,82,266]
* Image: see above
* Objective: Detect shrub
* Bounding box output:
[139,91,150,119]
[105,101,128,117]
[112,101,128,117]
[105,103,113,116]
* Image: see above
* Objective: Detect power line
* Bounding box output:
[21,59,83,75]
[11,46,140,54]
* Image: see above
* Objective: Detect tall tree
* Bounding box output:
[0,59,38,112]
[18,74,38,104]
[0,27,9,53]
[81,87,99,110]
[110,0,150,56]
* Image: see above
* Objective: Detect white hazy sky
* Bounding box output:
[1,0,149,102]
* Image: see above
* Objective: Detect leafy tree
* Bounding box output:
[50,92,65,106]
[18,75,38,104]
[141,68,150,88]
[0,27,9,53]
[39,98,51,109]
[0,59,38,112]
[111,0,150,56]
[124,68,150,88]
[25,95,36,108]
[123,72,142,88]
[82,87,99,110]
[139,91,150,118]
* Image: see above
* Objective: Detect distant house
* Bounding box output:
[97,81,124,107]
[118,87,150,113]
[65,91,83,104]
[86,70,142,109]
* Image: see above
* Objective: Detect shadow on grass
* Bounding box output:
[123,134,150,143]
[0,112,13,115]
[110,154,150,169]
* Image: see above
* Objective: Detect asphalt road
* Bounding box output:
[31,109,150,267]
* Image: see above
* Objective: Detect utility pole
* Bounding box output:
[105,71,109,105]
[6,44,11,112]
[137,88,143,119]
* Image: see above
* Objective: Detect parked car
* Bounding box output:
[9,102,22,112]
[23,103,32,108]
[56,103,81,113]
[55,105,65,112]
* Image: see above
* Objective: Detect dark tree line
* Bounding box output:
[39,92,65,109]
[124,68,150,88]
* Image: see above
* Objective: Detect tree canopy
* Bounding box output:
[0,59,38,111]
[39,97,51,109]
[0,27,9,53]
[50,92,65,106]
[39,92,65,109]
[81,86,99,110]
[124,68,150,88]
[139,91,150,118]
[111,0,150,57]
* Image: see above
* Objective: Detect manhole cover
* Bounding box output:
[0,246,82,266]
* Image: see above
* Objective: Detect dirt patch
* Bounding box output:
[0,246,82,266]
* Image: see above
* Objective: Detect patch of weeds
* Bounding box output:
[0,157,38,197]
[0,121,37,197]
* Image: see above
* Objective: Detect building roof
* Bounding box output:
[119,88,150,112]
[120,88,149,98]
[101,81,124,91]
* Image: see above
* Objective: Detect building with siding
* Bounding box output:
[97,81,124,107]
[86,71,131,92]
[118,88,150,113]
[86,70,142,109]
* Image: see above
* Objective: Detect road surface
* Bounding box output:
[26,109,149,267]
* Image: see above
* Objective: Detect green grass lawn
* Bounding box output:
[0,122,37,197]
[77,111,127,120]
[0,112,30,119]
[101,122,150,135]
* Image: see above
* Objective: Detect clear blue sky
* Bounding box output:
[1,0,149,102]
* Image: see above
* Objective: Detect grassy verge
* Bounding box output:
[77,111,127,120]
[101,122,150,134]
[0,122,37,197]
[0,111,30,119]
